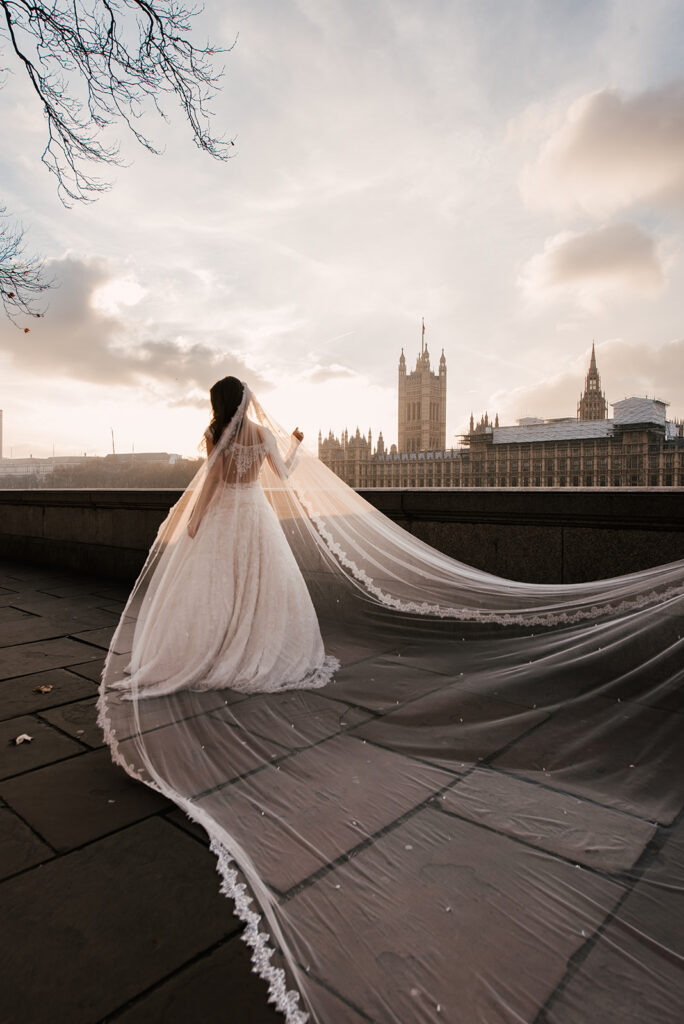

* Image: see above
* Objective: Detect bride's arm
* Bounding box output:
[187,435,222,537]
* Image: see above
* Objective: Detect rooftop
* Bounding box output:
[1,549,682,1021]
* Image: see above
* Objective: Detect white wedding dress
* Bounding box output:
[115,414,339,700]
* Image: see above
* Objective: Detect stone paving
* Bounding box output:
[0,562,281,1024]
[1,560,682,1023]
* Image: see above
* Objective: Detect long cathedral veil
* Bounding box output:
[99,385,684,1023]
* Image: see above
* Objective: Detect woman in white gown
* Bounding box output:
[114,376,339,700]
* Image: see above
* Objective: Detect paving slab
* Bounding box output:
[196,733,455,893]
[544,814,684,1024]
[114,710,289,798]
[350,684,548,769]
[0,615,88,648]
[0,667,97,720]
[0,818,240,1024]
[0,605,35,623]
[494,695,684,825]
[111,934,283,1024]
[0,637,103,681]
[1,591,119,629]
[284,806,625,1024]
[543,929,684,1024]
[322,630,396,667]
[0,714,84,779]
[69,624,117,649]
[38,696,103,747]
[164,807,210,844]
[65,657,106,682]
[440,768,656,872]
[329,656,447,713]
[89,583,134,602]
[296,977,370,1024]
[96,599,127,614]
[0,747,170,851]
[0,804,54,880]
[0,588,33,607]
[209,689,370,752]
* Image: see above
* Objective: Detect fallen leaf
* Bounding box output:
[13,734,33,745]
[33,684,54,694]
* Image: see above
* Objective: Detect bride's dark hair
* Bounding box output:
[208,376,245,444]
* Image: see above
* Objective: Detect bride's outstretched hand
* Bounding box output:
[293,427,304,442]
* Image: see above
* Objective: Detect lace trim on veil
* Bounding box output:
[297,494,684,627]
[96,691,311,1023]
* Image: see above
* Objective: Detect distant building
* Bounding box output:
[318,343,684,488]
[464,396,683,488]
[0,451,181,478]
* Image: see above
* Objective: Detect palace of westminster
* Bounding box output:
[318,325,684,489]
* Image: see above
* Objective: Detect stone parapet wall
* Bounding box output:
[0,487,682,584]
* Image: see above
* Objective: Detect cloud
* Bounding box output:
[306,362,358,384]
[489,336,684,424]
[520,81,684,216]
[0,253,269,402]
[519,223,666,309]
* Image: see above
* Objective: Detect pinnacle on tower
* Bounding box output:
[578,342,607,421]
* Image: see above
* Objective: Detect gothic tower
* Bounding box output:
[398,321,447,452]
[577,342,607,421]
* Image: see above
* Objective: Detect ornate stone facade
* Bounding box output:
[318,345,684,488]
[398,321,447,452]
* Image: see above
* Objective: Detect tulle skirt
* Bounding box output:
[118,483,338,699]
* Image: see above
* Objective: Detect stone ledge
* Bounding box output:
[358,487,684,531]
[1,488,683,584]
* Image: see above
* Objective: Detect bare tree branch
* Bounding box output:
[0,1,232,322]
[0,207,50,324]
[0,0,232,203]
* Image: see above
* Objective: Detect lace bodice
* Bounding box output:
[204,424,301,485]
[232,441,267,477]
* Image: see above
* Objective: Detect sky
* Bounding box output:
[2,0,684,458]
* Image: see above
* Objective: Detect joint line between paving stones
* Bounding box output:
[0,792,59,858]
[433,800,628,884]
[96,934,242,1022]
[189,703,467,805]
[5,604,44,619]
[0,748,88,782]
[291,961,375,1022]
[532,798,684,1023]
[278,774,464,903]
[488,763,662,828]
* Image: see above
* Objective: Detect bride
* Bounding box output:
[100,378,684,1024]
[113,376,339,700]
